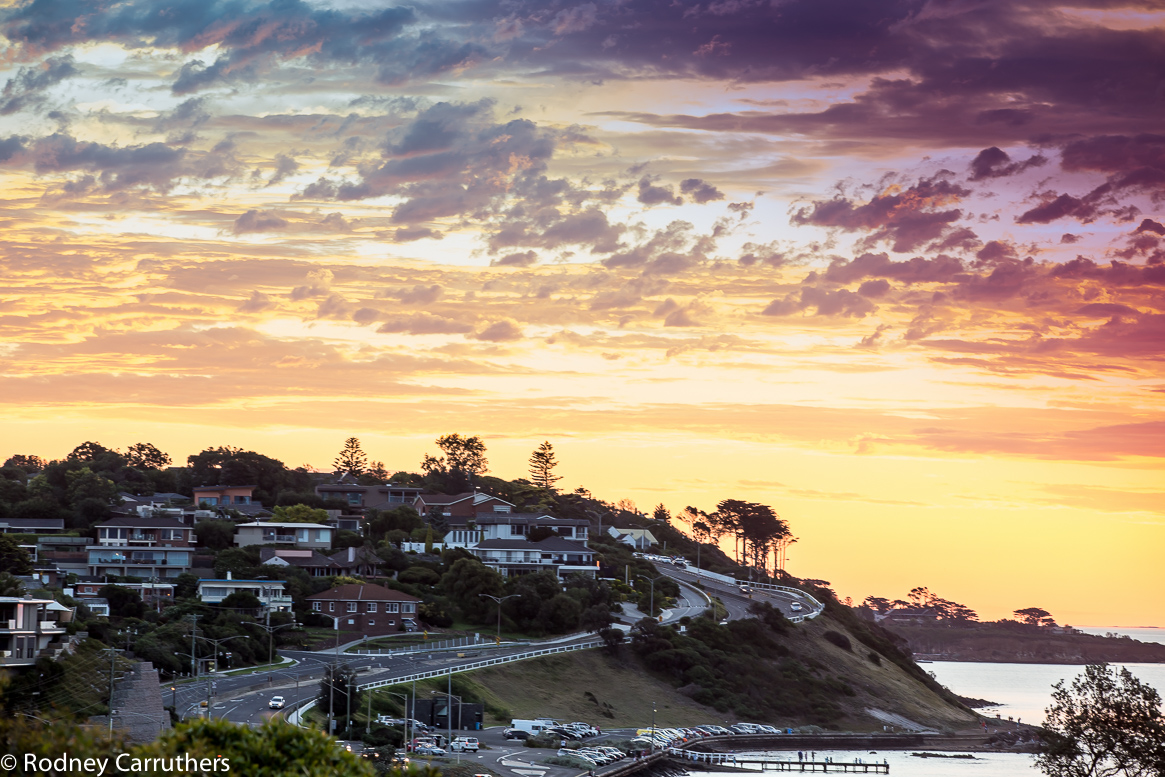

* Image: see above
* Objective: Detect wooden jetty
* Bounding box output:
[669,750,889,774]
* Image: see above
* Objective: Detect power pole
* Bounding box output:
[103,648,118,742]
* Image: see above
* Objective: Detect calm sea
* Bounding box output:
[684,654,1165,777]
[1074,626,1165,645]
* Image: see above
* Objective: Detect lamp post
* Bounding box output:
[432,684,464,763]
[651,701,657,755]
[194,634,250,718]
[318,613,343,737]
[637,574,665,619]
[478,593,519,644]
[383,691,410,744]
[251,611,298,669]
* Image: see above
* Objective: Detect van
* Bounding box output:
[509,719,552,735]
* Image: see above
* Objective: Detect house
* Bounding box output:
[875,608,940,624]
[478,513,589,542]
[118,492,188,510]
[0,517,65,534]
[0,596,73,671]
[95,516,194,547]
[234,522,333,549]
[197,573,291,611]
[72,580,174,608]
[192,484,257,507]
[86,546,195,579]
[413,492,515,526]
[470,536,597,579]
[307,583,420,636]
[329,546,384,578]
[316,483,425,511]
[260,548,340,577]
[607,526,657,550]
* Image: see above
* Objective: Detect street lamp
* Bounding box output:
[317,613,344,737]
[383,690,411,744]
[651,701,657,755]
[250,612,298,669]
[194,634,250,718]
[478,593,519,644]
[637,574,665,619]
[431,683,464,763]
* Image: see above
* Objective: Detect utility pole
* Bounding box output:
[638,574,665,619]
[103,648,118,742]
[187,614,201,682]
[448,669,453,745]
[478,593,519,645]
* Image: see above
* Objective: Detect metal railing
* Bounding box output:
[734,579,825,622]
[357,639,603,691]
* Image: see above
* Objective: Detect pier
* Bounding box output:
[669,751,888,774]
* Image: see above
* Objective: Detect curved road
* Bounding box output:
[169,569,798,729]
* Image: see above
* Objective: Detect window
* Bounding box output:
[347,492,362,506]
[367,603,377,613]
[328,602,334,612]
[312,602,321,611]
[402,603,415,613]
[347,602,357,612]
[368,620,375,626]
[386,602,399,613]
[234,495,250,505]
[347,618,355,625]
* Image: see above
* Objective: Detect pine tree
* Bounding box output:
[333,437,368,475]
[528,441,562,490]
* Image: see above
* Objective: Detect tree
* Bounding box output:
[3,454,45,474]
[333,437,368,476]
[125,442,172,469]
[528,441,562,490]
[98,584,146,619]
[0,534,33,575]
[1038,664,1165,777]
[863,596,892,613]
[440,557,504,623]
[68,441,115,462]
[222,591,263,610]
[652,503,670,523]
[0,571,26,596]
[1015,606,1057,627]
[195,520,238,551]
[422,433,489,477]
[271,504,329,523]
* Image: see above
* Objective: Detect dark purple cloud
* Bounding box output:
[823,252,965,284]
[233,209,288,234]
[0,55,75,115]
[791,177,969,253]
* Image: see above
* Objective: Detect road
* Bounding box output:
[657,566,811,621]
[169,569,792,730]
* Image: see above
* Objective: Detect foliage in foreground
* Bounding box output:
[1037,664,1165,777]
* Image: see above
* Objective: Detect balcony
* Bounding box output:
[263,534,298,543]
[39,621,63,632]
[2,620,14,630]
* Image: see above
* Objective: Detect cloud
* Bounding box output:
[468,319,523,341]
[376,312,474,335]
[637,176,681,206]
[491,250,538,267]
[823,252,964,284]
[392,227,442,242]
[238,290,273,313]
[763,286,877,318]
[386,284,443,304]
[680,177,724,203]
[233,209,289,234]
[968,146,1045,181]
[0,55,76,115]
[791,177,970,253]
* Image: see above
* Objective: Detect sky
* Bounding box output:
[1,0,1163,628]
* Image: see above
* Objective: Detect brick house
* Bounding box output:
[192,484,257,507]
[307,583,420,636]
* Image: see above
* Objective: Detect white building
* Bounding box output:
[234,522,333,549]
[197,572,292,611]
[0,596,73,671]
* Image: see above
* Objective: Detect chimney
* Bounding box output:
[348,547,355,563]
[227,570,232,580]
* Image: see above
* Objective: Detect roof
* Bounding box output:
[236,521,332,529]
[119,492,187,503]
[534,536,593,552]
[416,492,515,506]
[475,514,585,526]
[198,579,285,586]
[0,517,65,530]
[193,484,258,491]
[609,528,657,540]
[308,583,419,603]
[259,548,337,568]
[96,515,190,529]
[329,546,384,565]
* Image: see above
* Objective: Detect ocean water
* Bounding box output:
[926,661,1165,724]
[687,750,1038,777]
[1074,626,1165,646]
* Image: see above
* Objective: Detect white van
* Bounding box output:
[509,719,553,735]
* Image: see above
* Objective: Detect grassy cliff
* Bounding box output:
[454,608,979,734]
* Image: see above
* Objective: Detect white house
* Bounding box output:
[607,526,657,550]
[234,522,333,549]
[197,572,292,611]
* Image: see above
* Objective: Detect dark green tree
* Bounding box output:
[3,454,45,474]
[422,434,488,477]
[0,534,33,575]
[98,584,146,619]
[528,441,562,490]
[1038,664,1165,777]
[333,437,368,476]
[440,558,504,623]
[125,442,172,469]
[1015,606,1057,627]
[195,520,238,551]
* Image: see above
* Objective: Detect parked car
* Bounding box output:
[503,728,530,740]
[415,745,446,756]
[268,696,285,710]
[450,737,479,753]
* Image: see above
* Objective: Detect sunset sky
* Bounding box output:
[1,0,1163,627]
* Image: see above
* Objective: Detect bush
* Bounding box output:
[822,630,852,651]
[867,651,881,666]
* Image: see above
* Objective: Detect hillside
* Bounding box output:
[452,607,980,734]
[884,623,1165,664]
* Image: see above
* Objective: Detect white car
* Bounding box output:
[268,696,285,710]
[790,602,803,612]
[450,737,479,753]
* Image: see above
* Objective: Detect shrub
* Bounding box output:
[822,630,852,651]
[867,651,882,666]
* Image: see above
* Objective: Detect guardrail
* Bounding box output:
[356,639,603,691]
[349,634,534,657]
[734,580,824,622]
